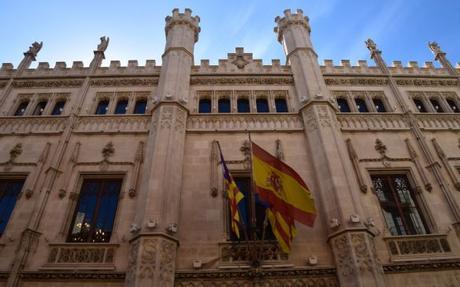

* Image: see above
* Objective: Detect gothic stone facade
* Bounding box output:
[0,8,460,287]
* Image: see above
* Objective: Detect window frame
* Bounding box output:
[0,175,27,237]
[198,98,212,113]
[94,99,110,115]
[66,174,124,243]
[369,170,433,236]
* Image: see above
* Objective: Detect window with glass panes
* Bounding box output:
[371,174,429,236]
[336,98,351,112]
[199,99,212,113]
[67,178,122,242]
[0,178,25,236]
[228,176,275,241]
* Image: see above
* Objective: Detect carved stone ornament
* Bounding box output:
[97,36,110,52]
[190,76,294,86]
[24,41,43,57]
[365,38,381,54]
[12,79,84,89]
[100,142,115,171]
[374,139,386,156]
[4,143,22,171]
[428,41,443,55]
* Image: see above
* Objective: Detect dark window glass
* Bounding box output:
[229,177,275,241]
[51,100,66,115]
[355,98,369,112]
[430,99,444,113]
[14,101,29,116]
[0,179,25,236]
[446,99,459,113]
[68,178,122,243]
[95,100,109,115]
[371,174,428,236]
[199,99,212,113]
[275,98,288,113]
[218,98,231,113]
[256,98,269,113]
[373,98,386,112]
[114,99,128,114]
[33,101,48,115]
[237,99,250,113]
[336,98,351,112]
[413,99,427,113]
[133,99,147,114]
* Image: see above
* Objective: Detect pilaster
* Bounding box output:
[126,8,199,287]
[275,9,385,287]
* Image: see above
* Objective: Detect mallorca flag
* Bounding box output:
[251,141,316,252]
[218,145,245,239]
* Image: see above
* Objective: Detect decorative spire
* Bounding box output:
[23,41,43,60]
[365,38,381,58]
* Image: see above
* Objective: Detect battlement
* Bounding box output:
[165,8,201,42]
[0,59,161,78]
[191,47,290,74]
[320,59,455,76]
[274,9,310,42]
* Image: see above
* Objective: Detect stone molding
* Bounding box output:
[43,243,118,269]
[187,113,303,132]
[12,79,84,88]
[384,234,453,261]
[0,116,67,135]
[190,75,294,86]
[383,259,460,273]
[73,115,150,134]
[18,271,125,280]
[90,77,158,87]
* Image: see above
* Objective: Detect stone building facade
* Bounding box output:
[0,8,460,287]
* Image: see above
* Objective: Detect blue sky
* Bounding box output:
[1,0,459,68]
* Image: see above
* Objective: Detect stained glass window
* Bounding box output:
[67,178,122,243]
[0,179,25,236]
[371,174,428,236]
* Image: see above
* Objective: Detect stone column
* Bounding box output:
[125,9,200,287]
[275,9,385,287]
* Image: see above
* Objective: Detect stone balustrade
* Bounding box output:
[219,241,288,265]
[384,234,453,261]
[44,243,118,269]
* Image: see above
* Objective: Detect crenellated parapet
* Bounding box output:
[320,59,454,76]
[191,47,290,74]
[274,9,310,42]
[165,8,200,43]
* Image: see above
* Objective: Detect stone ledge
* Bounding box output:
[383,259,460,273]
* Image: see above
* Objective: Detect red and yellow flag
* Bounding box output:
[219,145,245,239]
[251,141,316,252]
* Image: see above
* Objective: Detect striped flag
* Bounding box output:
[251,141,316,252]
[218,145,245,239]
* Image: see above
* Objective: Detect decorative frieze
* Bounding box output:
[415,113,460,130]
[190,76,294,86]
[324,77,389,86]
[73,115,150,134]
[20,271,125,280]
[395,78,458,87]
[12,79,84,88]
[90,77,158,87]
[383,259,460,273]
[44,243,117,269]
[0,116,67,135]
[384,234,452,260]
[187,114,303,132]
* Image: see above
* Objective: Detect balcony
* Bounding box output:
[43,243,118,270]
[219,241,288,268]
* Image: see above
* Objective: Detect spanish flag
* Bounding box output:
[251,141,316,252]
[218,144,245,239]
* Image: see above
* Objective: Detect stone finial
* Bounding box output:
[24,41,43,59]
[428,41,443,55]
[96,36,110,52]
[274,8,310,42]
[165,8,201,42]
[365,38,381,54]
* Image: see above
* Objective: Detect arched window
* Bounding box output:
[218,98,231,113]
[33,100,48,115]
[413,99,427,113]
[114,99,128,114]
[133,99,147,114]
[446,99,459,113]
[373,98,386,112]
[336,98,351,112]
[14,101,29,116]
[275,98,288,113]
[199,99,212,113]
[51,100,66,115]
[256,98,269,113]
[355,98,369,112]
[430,99,444,113]
[95,100,110,115]
[237,98,250,113]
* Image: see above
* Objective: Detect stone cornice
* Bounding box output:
[90,77,158,87]
[383,259,460,273]
[325,75,459,87]
[12,79,84,88]
[18,271,125,280]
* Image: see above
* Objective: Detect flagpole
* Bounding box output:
[216,140,249,242]
[247,131,260,267]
